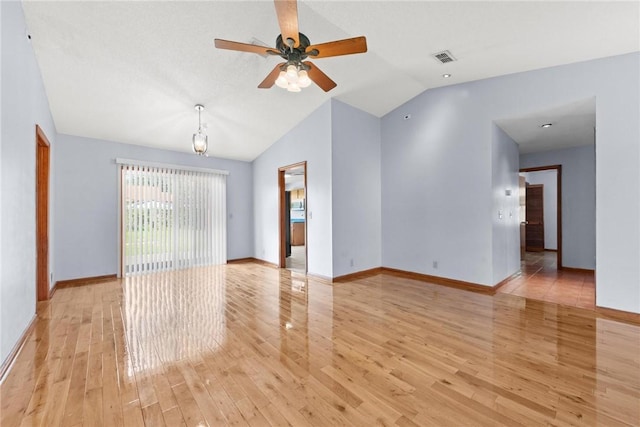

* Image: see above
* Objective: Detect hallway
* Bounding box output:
[497,251,595,309]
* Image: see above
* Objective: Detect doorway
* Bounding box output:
[495,98,596,308]
[520,165,562,268]
[36,125,50,301]
[278,162,307,273]
[503,164,594,309]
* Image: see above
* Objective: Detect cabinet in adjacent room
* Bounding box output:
[291,222,305,246]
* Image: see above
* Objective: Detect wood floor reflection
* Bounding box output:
[2,263,639,426]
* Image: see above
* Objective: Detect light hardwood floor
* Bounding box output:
[1,263,639,426]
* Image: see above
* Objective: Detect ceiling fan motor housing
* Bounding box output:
[275,33,316,67]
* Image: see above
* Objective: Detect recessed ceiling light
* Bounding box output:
[541,123,552,128]
[442,74,452,78]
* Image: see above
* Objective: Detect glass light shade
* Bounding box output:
[275,71,288,88]
[297,70,311,88]
[192,131,208,155]
[287,82,301,92]
[285,64,298,83]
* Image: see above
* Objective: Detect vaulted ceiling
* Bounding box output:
[22,1,639,161]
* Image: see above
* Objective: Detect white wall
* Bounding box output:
[331,99,381,278]
[491,125,521,284]
[252,101,333,277]
[521,145,596,270]
[521,170,558,251]
[54,134,253,281]
[1,0,57,364]
[381,52,639,313]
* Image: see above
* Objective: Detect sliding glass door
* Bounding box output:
[121,164,226,275]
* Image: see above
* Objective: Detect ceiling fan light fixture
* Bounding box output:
[275,71,288,88]
[214,0,367,93]
[285,64,299,82]
[192,104,208,156]
[287,82,301,92]
[298,70,311,88]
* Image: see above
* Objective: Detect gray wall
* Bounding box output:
[491,125,521,284]
[381,81,495,285]
[522,170,559,251]
[54,134,253,281]
[381,52,639,313]
[521,145,595,270]
[252,99,381,279]
[331,99,381,278]
[252,101,333,277]
[1,1,58,364]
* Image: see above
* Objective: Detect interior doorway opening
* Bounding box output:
[494,97,596,309]
[278,162,307,273]
[520,165,562,269]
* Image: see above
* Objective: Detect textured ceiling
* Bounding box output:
[496,98,596,154]
[22,1,640,161]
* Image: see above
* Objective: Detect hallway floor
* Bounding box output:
[285,245,306,273]
[497,251,595,309]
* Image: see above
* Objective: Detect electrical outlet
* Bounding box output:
[433,261,438,269]
[350,258,354,267]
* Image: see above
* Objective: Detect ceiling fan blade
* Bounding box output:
[306,36,368,58]
[214,39,278,56]
[258,63,286,88]
[274,0,300,47]
[304,61,337,92]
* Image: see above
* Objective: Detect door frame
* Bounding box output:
[278,161,307,270]
[520,164,562,269]
[36,125,51,301]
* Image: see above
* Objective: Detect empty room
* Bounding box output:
[1,1,639,426]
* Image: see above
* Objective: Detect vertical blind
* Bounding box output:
[120,163,227,275]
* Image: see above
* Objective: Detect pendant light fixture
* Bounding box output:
[192,104,208,156]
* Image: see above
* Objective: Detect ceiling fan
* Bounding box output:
[214,0,367,93]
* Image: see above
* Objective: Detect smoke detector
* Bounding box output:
[432,50,456,64]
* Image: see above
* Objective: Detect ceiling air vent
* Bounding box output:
[432,50,456,64]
